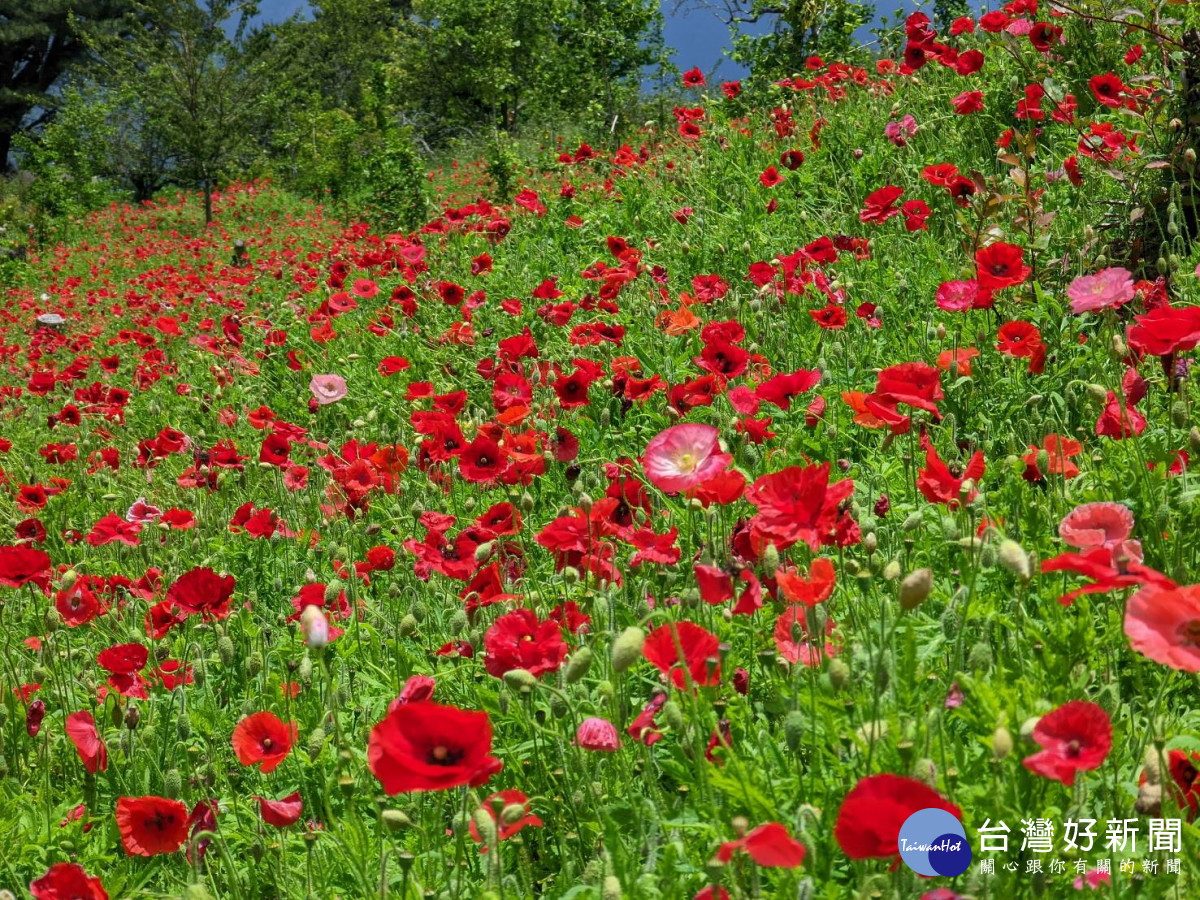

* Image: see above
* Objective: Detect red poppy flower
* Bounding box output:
[917,444,985,508]
[834,774,962,860]
[951,90,984,115]
[65,711,108,774]
[255,791,303,827]
[483,608,569,679]
[775,558,836,606]
[643,621,721,689]
[746,463,856,552]
[1023,700,1113,785]
[860,186,903,224]
[1089,73,1126,107]
[0,544,51,590]
[115,795,189,856]
[167,567,236,619]
[368,700,502,793]
[30,863,108,900]
[231,711,297,773]
[716,821,806,868]
[975,242,1030,292]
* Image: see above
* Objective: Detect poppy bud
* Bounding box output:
[565,647,593,684]
[217,636,235,666]
[307,725,326,761]
[124,705,141,730]
[562,566,580,585]
[940,515,959,540]
[247,651,264,677]
[1185,148,1196,170]
[611,627,645,673]
[449,611,468,634]
[26,699,45,737]
[1190,427,1200,456]
[732,667,749,695]
[164,768,182,798]
[912,758,937,786]
[1110,334,1127,359]
[663,700,684,732]
[968,641,993,671]
[784,710,805,752]
[902,512,923,532]
[601,875,623,900]
[998,539,1032,581]
[992,725,1013,759]
[828,657,850,690]
[881,559,901,582]
[503,668,539,692]
[109,699,124,729]
[382,809,412,832]
[1171,400,1187,428]
[863,532,877,554]
[398,614,417,637]
[899,568,933,610]
[761,541,780,575]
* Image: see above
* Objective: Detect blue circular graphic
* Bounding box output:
[928,831,972,877]
[898,809,971,877]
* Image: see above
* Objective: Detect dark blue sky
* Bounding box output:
[252,1,924,81]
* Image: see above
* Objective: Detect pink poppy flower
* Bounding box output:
[1124,584,1200,672]
[576,717,620,752]
[309,374,347,406]
[1066,267,1135,314]
[642,424,731,494]
[125,498,163,524]
[1059,502,1134,550]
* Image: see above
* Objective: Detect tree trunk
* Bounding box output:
[203,179,214,225]
[0,131,12,173]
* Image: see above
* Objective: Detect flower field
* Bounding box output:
[4,3,1200,898]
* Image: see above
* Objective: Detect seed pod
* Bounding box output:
[899,568,934,610]
[611,627,645,673]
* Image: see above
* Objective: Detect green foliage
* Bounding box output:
[484,130,522,203]
[88,0,264,222]
[12,87,119,223]
[357,126,428,231]
[392,0,667,145]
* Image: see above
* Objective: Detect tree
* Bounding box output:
[0,0,134,169]
[392,0,665,145]
[89,0,261,223]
